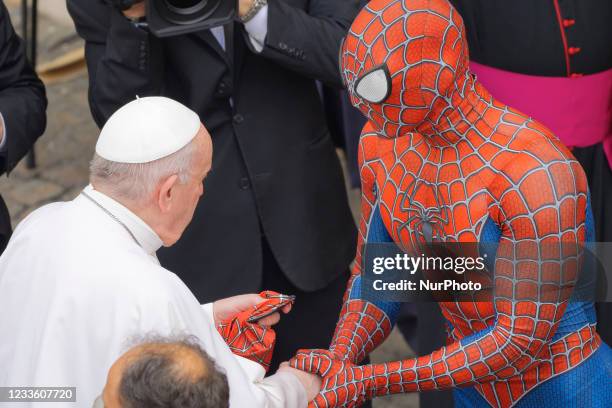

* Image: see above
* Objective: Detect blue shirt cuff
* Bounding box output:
[244,4,269,53]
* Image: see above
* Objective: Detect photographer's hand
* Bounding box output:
[123,0,145,19]
[238,0,255,19]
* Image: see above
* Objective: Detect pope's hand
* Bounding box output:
[278,362,322,402]
[213,293,292,327]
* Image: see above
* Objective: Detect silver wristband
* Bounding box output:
[239,0,268,23]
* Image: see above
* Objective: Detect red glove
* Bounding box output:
[290,348,415,408]
[217,291,295,372]
[290,349,374,408]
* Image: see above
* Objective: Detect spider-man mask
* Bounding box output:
[341,0,470,138]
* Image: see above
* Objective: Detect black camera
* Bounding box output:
[148,0,236,37]
[110,0,236,37]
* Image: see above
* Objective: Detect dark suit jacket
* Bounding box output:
[0,2,47,254]
[68,0,358,301]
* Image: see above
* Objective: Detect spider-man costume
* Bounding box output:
[290,0,612,406]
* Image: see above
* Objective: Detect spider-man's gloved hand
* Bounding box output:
[290,348,414,408]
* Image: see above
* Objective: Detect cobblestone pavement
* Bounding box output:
[1,3,97,222]
[0,4,418,407]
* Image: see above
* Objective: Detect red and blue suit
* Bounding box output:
[290,0,612,406]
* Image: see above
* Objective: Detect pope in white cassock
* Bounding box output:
[0,97,320,407]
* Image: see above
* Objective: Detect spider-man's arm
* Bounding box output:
[291,157,588,407]
[325,126,400,365]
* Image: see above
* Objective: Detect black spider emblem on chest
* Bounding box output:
[395,178,449,247]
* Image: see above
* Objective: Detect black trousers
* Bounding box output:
[262,238,373,408]
[261,236,348,371]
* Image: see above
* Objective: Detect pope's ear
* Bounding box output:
[157,174,180,213]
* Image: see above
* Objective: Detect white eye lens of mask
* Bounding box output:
[354,66,390,103]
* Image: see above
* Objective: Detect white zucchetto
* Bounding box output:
[96,96,201,164]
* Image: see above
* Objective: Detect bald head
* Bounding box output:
[99,335,229,408]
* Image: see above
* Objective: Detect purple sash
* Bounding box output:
[471,62,612,169]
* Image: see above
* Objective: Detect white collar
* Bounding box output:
[81,185,163,256]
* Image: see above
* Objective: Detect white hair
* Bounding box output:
[89,139,197,203]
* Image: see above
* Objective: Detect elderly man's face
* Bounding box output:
[164,125,213,245]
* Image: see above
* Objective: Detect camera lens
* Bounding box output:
[164,0,207,14]
[166,0,202,7]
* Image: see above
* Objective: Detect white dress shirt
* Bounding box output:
[211,5,269,53]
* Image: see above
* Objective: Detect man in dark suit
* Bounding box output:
[0,2,47,255]
[67,0,359,370]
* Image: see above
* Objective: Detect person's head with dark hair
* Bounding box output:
[93,335,229,408]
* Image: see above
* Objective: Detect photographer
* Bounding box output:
[67,0,359,371]
[0,1,47,255]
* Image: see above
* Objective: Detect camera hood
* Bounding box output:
[147,0,236,37]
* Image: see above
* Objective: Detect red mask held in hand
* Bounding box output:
[217,291,295,372]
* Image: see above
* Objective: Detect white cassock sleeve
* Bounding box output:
[200,303,307,408]
[139,275,307,408]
